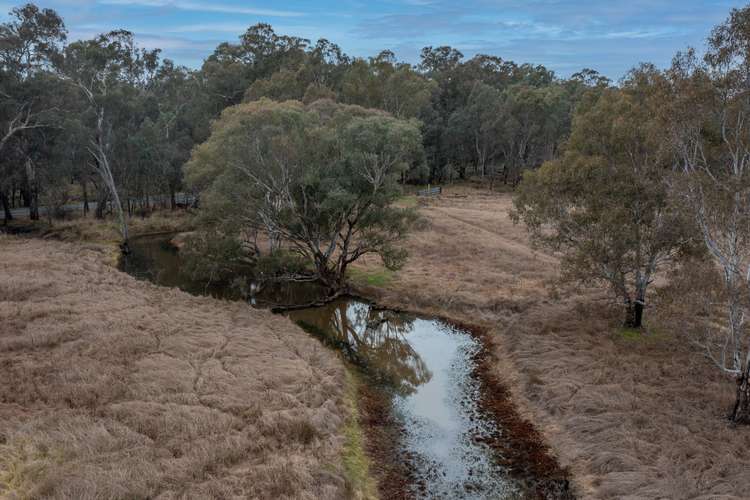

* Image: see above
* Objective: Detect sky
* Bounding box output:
[0,0,744,79]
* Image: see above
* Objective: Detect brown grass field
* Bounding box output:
[5,189,750,499]
[0,236,353,499]
[354,185,750,499]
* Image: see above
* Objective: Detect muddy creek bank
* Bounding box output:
[120,234,571,499]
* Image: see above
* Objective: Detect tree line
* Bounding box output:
[0,2,603,234]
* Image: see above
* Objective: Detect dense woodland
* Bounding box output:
[0,2,602,227]
[5,2,750,423]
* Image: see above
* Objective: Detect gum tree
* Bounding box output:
[186,98,423,292]
[0,4,66,221]
[668,6,750,423]
[513,67,693,328]
[62,30,159,248]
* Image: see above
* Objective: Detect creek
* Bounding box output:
[120,234,566,499]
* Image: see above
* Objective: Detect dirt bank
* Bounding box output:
[354,185,750,499]
[0,236,350,499]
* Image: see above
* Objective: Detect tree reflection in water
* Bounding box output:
[290,299,432,396]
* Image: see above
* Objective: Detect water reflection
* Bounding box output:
[290,300,432,396]
[119,234,327,306]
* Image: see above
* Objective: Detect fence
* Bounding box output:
[416,186,442,197]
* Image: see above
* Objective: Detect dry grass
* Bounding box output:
[0,235,348,499]
[5,209,196,246]
[354,185,750,499]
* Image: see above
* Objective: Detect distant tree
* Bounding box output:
[383,65,435,119]
[447,82,504,178]
[244,67,304,102]
[340,57,382,109]
[185,99,423,292]
[0,3,66,221]
[62,30,159,246]
[150,60,196,208]
[497,85,548,185]
[418,46,463,76]
[513,67,694,328]
[570,68,611,88]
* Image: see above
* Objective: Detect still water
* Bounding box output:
[121,234,526,499]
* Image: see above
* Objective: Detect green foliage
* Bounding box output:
[180,229,252,284]
[347,267,393,287]
[254,251,311,277]
[0,5,599,224]
[186,98,423,290]
[513,67,695,326]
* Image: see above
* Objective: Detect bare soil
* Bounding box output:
[355,185,750,499]
[0,236,349,499]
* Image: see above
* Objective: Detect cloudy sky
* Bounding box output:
[1,0,743,79]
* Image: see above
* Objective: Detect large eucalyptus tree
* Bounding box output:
[186,99,423,292]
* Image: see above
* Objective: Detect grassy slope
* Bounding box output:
[0,236,351,499]
[353,185,750,499]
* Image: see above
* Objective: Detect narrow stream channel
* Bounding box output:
[120,234,559,499]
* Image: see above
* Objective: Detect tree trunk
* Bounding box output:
[82,180,89,216]
[95,190,107,219]
[1,192,12,224]
[624,300,644,328]
[170,188,177,210]
[731,363,750,424]
[25,159,39,221]
[29,191,39,221]
[317,260,347,296]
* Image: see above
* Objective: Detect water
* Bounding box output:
[120,234,530,499]
[119,234,327,306]
[291,300,523,498]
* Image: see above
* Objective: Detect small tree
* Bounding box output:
[186,98,423,292]
[513,68,693,328]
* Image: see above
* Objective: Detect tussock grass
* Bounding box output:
[6,209,195,245]
[0,236,349,499]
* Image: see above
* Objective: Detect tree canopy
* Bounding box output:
[513,67,694,328]
[185,98,423,291]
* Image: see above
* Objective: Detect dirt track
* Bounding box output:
[357,185,750,499]
[0,236,348,499]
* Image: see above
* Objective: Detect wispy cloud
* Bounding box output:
[98,0,305,17]
[15,0,739,78]
[163,22,250,33]
[600,29,680,40]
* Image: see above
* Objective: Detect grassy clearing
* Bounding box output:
[395,194,418,209]
[615,324,672,345]
[348,267,393,288]
[618,327,642,341]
